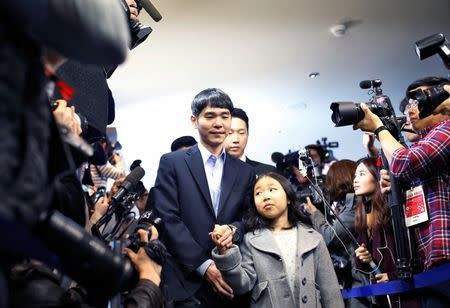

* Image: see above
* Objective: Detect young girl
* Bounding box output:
[210,172,344,308]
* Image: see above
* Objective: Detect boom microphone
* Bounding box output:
[359,79,382,89]
[112,166,145,203]
[141,0,162,22]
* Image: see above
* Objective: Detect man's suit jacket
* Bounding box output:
[245,157,278,176]
[153,145,255,301]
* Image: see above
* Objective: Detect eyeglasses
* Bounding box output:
[404,99,418,113]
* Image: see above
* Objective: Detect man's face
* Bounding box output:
[191,105,231,149]
[225,118,248,159]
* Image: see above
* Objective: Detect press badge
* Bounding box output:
[404,185,428,227]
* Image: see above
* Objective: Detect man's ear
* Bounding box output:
[190,115,198,129]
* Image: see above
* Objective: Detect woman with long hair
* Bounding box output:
[305,159,370,308]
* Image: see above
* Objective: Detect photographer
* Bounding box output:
[354,77,450,307]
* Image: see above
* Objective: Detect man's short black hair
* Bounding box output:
[231,107,249,131]
[399,97,408,114]
[406,76,449,97]
[171,135,197,152]
[191,88,234,117]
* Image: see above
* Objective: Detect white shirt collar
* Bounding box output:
[197,142,226,164]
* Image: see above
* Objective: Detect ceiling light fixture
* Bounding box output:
[308,72,320,78]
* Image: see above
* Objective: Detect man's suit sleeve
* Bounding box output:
[231,167,255,244]
[153,154,209,272]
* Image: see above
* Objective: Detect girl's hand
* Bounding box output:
[355,244,373,264]
[375,273,389,283]
[209,224,233,254]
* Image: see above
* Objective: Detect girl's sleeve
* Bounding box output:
[212,236,257,295]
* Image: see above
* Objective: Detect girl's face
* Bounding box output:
[254,176,289,223]
[353,163,377,197]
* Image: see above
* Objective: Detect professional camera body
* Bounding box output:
[408,83,449,118]
[273,148,326,206]
[330,79,404,137]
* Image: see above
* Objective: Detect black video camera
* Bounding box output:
[272,149,325,206]
[330,79,404,137]
[119,0,162,49]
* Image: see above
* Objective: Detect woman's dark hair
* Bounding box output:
[244,172,310,232]
[354,157,390,235]
[191,88,234,117]
[406,76,449,97]
[325,159,357,202]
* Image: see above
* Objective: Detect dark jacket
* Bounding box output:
[153,145,255,301]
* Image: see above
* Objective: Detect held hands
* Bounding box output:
[124,228,162,286]
[379,169,391,194]
[205,262,234,300]
[355,243,373,264]
[353,103,384,133]
[209,224,233,255]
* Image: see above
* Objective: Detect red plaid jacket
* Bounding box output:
[391,120,450,270]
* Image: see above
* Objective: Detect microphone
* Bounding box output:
[359,79,382,89]
[271,152,285,164]
[141,0,162,22]
[112,166,145,203]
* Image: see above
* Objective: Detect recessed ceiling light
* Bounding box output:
[308,72,320,78]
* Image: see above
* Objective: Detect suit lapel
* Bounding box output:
[185,145,215,215]
[217,155,238,216]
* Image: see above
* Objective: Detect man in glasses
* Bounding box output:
[353,76,450,308]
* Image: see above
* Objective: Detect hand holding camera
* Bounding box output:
[125,228,162,285]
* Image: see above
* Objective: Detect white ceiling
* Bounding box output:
[107,0,450,186]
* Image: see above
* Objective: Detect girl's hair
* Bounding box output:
[244,172,310,232]
[354,157,390,234]
[325,159,358,202]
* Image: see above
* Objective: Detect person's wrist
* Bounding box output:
[139,271,161,286]
[374,125,388,139]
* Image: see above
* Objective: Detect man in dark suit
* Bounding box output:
[225,108,277,176]
[153,89,255,307]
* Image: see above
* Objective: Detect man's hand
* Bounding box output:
[125,228,161,285]
[205,262,234,299]
[363,132,379,157]
[209,224,233,254]
[379,169,391,194]
[304,196,317,214]
[126,0,139,21]
[355,244,373,264]
[353,103,384,133]
[52,100,82,135]
[375,273,389,283]
[433,85,450,116]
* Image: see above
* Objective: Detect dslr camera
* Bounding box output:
[330,79,404,137]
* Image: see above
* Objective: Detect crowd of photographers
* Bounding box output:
[1,0,449,307]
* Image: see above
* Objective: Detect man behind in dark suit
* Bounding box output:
[153,89,255,307]
[225,108,277,176]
